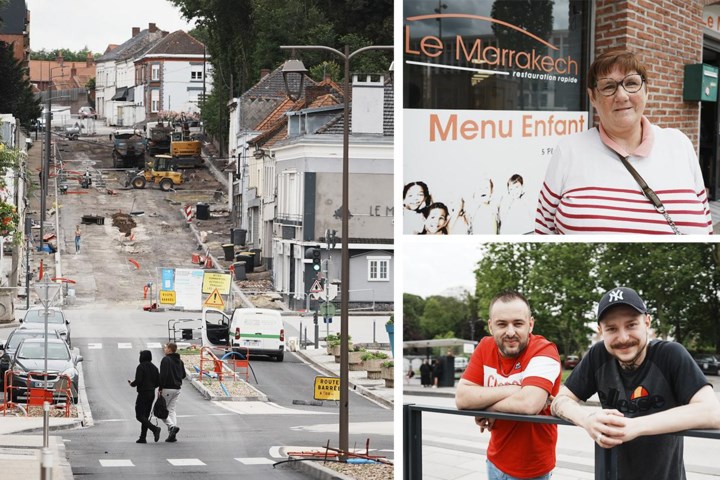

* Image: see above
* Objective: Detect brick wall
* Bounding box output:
[594,0,708,147]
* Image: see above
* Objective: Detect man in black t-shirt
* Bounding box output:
[551,287,720,480]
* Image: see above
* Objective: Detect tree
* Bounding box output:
[403,293,426,341]
[30,48,99,61]
[0,41,41,129]
[419,295,469,339]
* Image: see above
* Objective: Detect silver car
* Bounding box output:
[9,338,82,404]
[19,307,71,347]
[0,328,61,387]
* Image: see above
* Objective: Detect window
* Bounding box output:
[151,64,160,81]
[191,71,203,81]
[151,89,160,113]
[367,256,390,282]
[277,170,301,221]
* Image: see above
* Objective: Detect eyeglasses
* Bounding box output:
[595,73,645,96]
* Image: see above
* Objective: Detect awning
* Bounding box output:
[126,87,135,102]
[111,87,128,101]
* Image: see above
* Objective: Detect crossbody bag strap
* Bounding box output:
[611,150,683,235]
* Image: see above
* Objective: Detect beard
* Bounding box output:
[498,337,528,357]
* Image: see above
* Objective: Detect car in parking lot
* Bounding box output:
[564,355,580,369]
[454,356,469,372]
[78,106,96,119]
[692,353,720,375]
[0,328,61,387]
[19,307,71,347]
[9,338,82,404]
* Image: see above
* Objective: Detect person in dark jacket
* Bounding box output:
[159,342,186,442]
[419,359,432,387]
[128,350,161,443]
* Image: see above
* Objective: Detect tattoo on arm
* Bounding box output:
[551,396,574,422]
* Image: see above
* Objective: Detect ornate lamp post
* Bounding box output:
[280,43,392,459]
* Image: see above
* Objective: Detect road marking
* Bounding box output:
[269,446,283,458]
[234,457,275,465]
[146,342,162,349]
[168,458,206,466]
[99,459,134,467]
[118,343,132,349]
[87,343,102,349]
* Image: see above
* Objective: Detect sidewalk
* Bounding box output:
[294,346,394,409]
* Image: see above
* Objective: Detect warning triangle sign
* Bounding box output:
[309,279,323,293]
[204,288,225,309]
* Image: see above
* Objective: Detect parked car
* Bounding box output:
[692,353,720,375]
[19,307,71,347]
[0,328,62,387]
[9,338,82,404]
[564,355,580,369]
[454,356,469,372]
[78,106,96,119]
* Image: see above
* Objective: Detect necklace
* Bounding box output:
[497,348,524,377]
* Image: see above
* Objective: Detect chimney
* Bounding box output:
[149,23,157,33]
[71,66,77,77]
[86,52,94,67]
[132,27,140,37]
[323,73,332,83]
[351,74,385,135]
[260,68,270,79]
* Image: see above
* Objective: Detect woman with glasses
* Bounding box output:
[535,50,712,234]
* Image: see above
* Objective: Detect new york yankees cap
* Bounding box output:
[597,287,647,321]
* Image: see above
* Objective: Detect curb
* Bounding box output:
[187,375,269,402]
[294,350,393,409]
[286,457,356,480]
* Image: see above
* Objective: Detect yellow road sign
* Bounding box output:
[313,376,340,401]
[159,290,176,305]
[202,272,232,295]
[203,287,225,309]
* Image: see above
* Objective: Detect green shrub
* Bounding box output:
[361,351,389,361]
[381,360,394,368]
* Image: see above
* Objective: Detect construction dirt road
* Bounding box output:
[26,129,276,309]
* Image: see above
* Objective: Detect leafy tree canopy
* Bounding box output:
[30,48,100,62]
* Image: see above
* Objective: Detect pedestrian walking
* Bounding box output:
[74,225,81,253]
[128,350,161,443]
[432,359,443,388]
[159,342,186,442]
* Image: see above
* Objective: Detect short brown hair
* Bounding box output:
[488,290,531,318]
[165,342,177,353]
[587,50,648,90]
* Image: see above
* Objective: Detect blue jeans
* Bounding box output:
[75,236,80,252]
[487,460,552,480]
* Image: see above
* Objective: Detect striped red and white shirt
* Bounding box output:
[535,118,712,235]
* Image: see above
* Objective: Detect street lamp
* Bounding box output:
[280,43,392,459]
[33,277,62,389]
[41,65,68,254]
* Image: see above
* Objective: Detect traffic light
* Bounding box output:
[312,248,321,271]
[305,247,321,271]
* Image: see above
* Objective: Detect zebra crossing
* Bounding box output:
[85,342,175,350]
[98,457,277,467]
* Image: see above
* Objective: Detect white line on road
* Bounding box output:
[146,342,162,348]
[118,343,132,349]
[234,457,275,465]
[99,459,134,467]
[167,458,206,466]
[87,343,102,349]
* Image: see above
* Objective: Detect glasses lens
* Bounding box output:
[597,79,617,96]
[623,74,643,93]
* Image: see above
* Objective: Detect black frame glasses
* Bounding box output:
[594,73,645,96]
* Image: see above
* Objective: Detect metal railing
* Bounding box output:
[403,403,720,480]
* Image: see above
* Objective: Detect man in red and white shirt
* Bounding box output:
[456,291,561,480]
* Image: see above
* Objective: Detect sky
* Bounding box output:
[403,238,484,299]
[26,0,197,54]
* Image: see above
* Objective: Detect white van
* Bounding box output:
[200,307,285,361]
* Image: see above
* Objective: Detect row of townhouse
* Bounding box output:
[95,23,211,127]
[228,67,394,310]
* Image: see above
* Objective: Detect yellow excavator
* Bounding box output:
[125,155,183,191]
